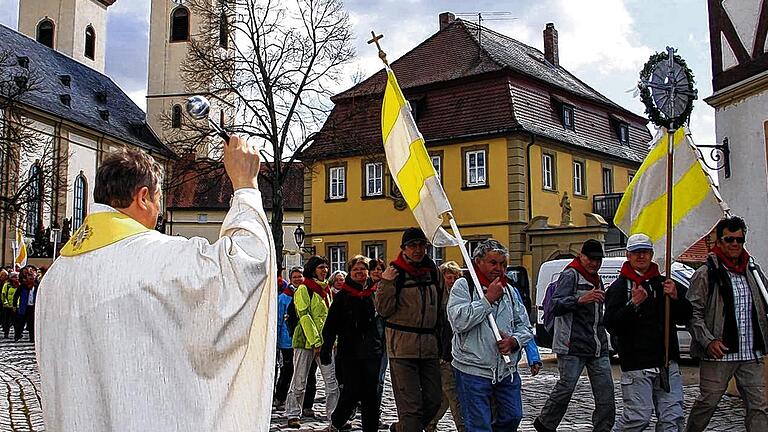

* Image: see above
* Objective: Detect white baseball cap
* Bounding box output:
[626,233,653,252]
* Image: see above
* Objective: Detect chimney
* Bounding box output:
[543,22,559,66]
[439,12,455,31]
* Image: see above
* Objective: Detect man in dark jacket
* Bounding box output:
[685,216,768,432]
[534,239,614,432]
[375,228,442,432]
[13,265,37,343]
[604,233,692,431]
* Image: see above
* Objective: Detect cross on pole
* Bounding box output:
[368,31,388,66]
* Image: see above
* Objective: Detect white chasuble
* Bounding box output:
[35,188,277,432]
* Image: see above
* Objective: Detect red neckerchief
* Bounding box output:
[304,278,330,300]
[619,261,661,285]
[712,245,750,274]
[391,252,432,277]
[340,277,377,298]
[467,265,508,289]
[282,286,295,296]
[566,258,601,287]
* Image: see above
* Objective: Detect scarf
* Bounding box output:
[619,261,661,285]
[566,258,601,287]
[712,245,750,274]
[340,276,377,298]
[468,265,508,289]
[282,285,295,297]
[303,278,330,305]
[391,252,434,278]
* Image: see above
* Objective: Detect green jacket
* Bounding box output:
[291,281,332,349]
[1,282,17,309]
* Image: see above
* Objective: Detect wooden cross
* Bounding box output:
[367,31,388,66]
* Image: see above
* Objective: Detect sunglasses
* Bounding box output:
[722,236,745,244]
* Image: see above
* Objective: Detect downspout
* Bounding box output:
[526,131,536,221]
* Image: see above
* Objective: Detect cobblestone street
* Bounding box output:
[0,338,751,431]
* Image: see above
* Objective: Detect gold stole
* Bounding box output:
[60,211,150,257]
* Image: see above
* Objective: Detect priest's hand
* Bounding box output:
[224,135,261,190]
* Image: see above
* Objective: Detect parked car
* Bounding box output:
[533,257,694,355]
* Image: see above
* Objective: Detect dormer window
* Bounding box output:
[619,123,629,144]
[562,105,574,130]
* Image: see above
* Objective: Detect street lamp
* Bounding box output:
[50,227,62,261]
[293,225,316,255]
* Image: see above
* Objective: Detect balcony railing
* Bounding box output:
[593,193,624,226]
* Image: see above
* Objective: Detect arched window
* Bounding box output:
[73,172,87,230]
[219,12,228,49]
[25,164,42,236]
[84,26,96,60]
[172,105,182,128]
[36,19,55,48]
[170,7,190,42]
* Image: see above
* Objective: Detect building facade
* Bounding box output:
[705,0,768,262]
[300,14,651,288]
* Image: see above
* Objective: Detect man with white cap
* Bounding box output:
[604,233,692,431]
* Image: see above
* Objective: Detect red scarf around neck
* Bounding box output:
[566,258,602,287]
[392,252,433,277]
[304,278,329,299]
[468,265,508,289]
[619,261,661,285]
[340,277,377,298]
[282,286,295,296]
[712,245,750,274]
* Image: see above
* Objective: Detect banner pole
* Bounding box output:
[448,214,513,367]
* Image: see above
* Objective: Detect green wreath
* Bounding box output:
[638,51,697,129]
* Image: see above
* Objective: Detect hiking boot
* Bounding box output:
[533,417,556,432]
[287,418,301,429]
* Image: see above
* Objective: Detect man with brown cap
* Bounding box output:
[534,239,615,432]
[376,227,443,432]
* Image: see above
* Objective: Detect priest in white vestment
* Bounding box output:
[35,136,276,432]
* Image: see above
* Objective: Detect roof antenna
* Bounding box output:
[455,11,515,47]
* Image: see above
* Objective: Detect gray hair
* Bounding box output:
[471,239,509,262]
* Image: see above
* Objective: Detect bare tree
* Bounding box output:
[0,49,71,261]
[175,0,355,268]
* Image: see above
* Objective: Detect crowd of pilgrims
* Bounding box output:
[0,265,42,343]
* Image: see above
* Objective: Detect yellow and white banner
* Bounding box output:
[14,228,27,269]
[381,68,458,247]
[615,127,727,269]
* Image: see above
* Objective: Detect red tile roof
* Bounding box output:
[166,159,304,211]
[301,19,651,162]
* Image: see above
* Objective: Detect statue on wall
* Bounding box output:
[560,191,573,226]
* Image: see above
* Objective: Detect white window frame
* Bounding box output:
[602,167,614,194]
[619,123,629,144]
[465,150,487,187]
[365,162,383,197]
[365,243,384,260]
[430,155,441,180]
[429,245,444,265]
[329,166,346,200]
[573,161,584,196]
[563,105,574,129]
[542,153,554,191]
[628,172,635,184]
[328,245,347,273]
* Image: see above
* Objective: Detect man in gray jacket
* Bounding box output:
[685,216,768,432]
[447,239,533,431]
[534,239,614,432]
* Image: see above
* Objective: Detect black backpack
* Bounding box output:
[285,289,314,336]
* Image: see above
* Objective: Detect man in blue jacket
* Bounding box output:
[447,239,533,432]
[13,265,37,343]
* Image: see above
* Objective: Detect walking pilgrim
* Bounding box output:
[35,135,277,432]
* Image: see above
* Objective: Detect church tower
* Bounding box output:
[17,0,114,72]
[146,0,232,156]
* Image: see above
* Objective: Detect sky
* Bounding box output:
[0,0,716,147]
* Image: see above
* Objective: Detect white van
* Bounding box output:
[533,257,694,354]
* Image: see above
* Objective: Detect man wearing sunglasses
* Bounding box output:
[686,216,768,431]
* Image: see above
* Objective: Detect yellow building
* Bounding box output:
[299,15,651,287]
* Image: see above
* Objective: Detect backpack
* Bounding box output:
[541,279,559,334]
[285,289,314,336]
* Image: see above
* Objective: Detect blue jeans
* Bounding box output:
[454,367,522,432]
[537,354,615,432]
[614,362,684,431]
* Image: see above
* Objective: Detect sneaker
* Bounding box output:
[302,408,316,419]
[287,418,301,429]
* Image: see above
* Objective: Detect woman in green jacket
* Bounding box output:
[285,256,340,429]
